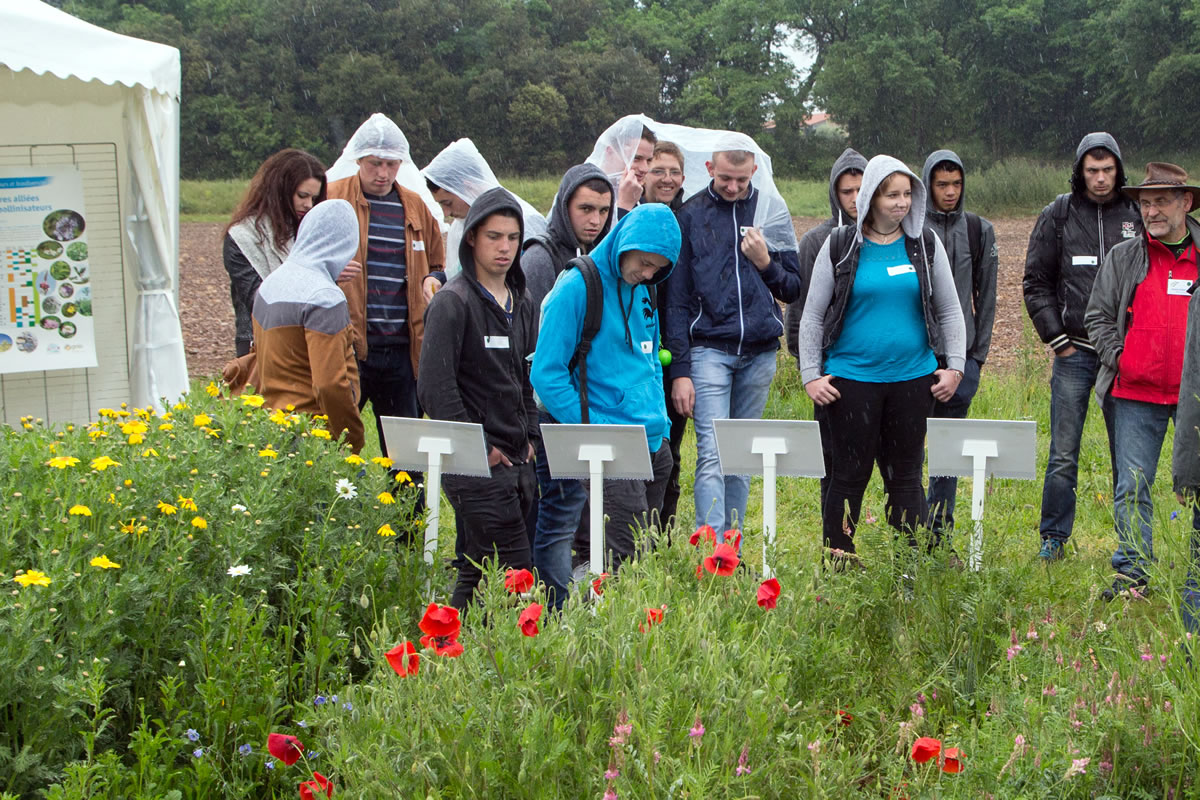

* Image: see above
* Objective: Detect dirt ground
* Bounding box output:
[179,216,1038,378]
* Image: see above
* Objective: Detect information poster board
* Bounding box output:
[0,166,98,374]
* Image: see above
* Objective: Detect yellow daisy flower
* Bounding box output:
[205,381,220,397]
[68,504,92,517]
[90,455,121,471]
[157,500,177,515]
[13,569,51,587]
[377,492,395,505]
[191,516,207,530]
[46,456,80,469]
[258,447,278,459]
[311,429,331,440]
[377,523,397,537]
[344,454,365,466]
[371,456,394,468]
[241,394,265,407]
[192,413,212,427]
[90,555,121,570]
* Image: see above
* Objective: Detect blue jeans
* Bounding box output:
[1110,398,1174,579]
[1039,349,1115,542]
[1180,500,1200,634]
[926,357,982,539]
[691,346,777,533]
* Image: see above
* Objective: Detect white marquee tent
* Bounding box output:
[0,0,188,423]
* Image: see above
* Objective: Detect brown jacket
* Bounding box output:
[326,175,445,374]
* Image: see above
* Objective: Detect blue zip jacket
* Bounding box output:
[531,204,682,452]
[664,183,803,379]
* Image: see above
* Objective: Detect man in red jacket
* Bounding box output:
[1085,163,1200,600]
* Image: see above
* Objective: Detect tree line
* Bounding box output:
[61,0,1200,179]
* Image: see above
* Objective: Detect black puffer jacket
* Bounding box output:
[1022,132,1142,353]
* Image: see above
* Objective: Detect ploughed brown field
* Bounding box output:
[179,217,1040,379]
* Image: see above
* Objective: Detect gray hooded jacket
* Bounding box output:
[785,147,867,358]
[921,149,998,365]
[797,155,966,385]
[523,164,615,314]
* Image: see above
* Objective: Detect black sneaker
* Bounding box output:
[1101,574,1149,602]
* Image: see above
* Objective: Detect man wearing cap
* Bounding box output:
[327,114,446,457]
[1023,132,1142,561]
[1085,163,1199,599]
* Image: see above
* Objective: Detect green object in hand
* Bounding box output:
[659,349,672,367]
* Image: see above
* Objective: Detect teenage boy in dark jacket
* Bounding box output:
[523,164,615,315]
[922,149,999,543]
[1023,132,1142,561]
[665,147,803,534]
[418,188,539,610]
[1084,163,1199,600]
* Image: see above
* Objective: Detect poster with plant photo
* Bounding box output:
[0,166,97,374]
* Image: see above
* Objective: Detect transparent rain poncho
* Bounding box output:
[326,113,447,231]
[585,114,798,253]
[422,138,549,278]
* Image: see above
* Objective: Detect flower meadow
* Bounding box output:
[2,365,1200,798]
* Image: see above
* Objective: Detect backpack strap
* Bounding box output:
[965,211,983,270]
[1050,193,1070,249]
[564,255,603,424]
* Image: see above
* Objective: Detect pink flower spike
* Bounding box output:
[688,717,705,740]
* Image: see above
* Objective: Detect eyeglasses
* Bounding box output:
[1139,195,1184,211]
[649,168,683,178]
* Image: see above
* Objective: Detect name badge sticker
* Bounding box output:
[412,241,426,251]
[640,340,654,354]
[484,336,510,349]
[887,264,916,277]
[1168,278,1194,296]
[1072,255,1098,266]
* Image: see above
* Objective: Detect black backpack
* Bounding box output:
[563,255,604,423]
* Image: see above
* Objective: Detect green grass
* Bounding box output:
[180,178,249,223]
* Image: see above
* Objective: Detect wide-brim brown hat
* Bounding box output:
[1121,162,1200,200]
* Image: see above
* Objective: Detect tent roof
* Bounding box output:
[0,0,180,98]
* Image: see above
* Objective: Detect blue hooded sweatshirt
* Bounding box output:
[531,204,682,451]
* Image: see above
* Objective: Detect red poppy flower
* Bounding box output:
[689,524,716,546]
[836,709,853,726]
[638,606,665,633]
[418,602,461,639]
[756,577,781,609]
[722,529,742,550]
[518,602,542,637]
[504,568,534,594]
[702,543,740,576]
[266,732,304,765]
[420,631,464,657]
[299,770,334,799]
[385,641,419,677]
[695,563,704,580]
[911,736,941,763]
[592,572,610,596]
[941,747,964,773]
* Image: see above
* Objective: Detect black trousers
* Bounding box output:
[443,461,536,609]
[358,347,424,513]
[821,374,935,552]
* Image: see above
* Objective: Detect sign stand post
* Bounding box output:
[713,419,824,578]
[927,419,1037,571]
[379,417,490,566]
[542,424,653,576]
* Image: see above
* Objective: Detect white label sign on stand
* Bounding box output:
[927,418,1037,571]
[541,423,652,576]
[713,418,824,579]
[379,416,490,566]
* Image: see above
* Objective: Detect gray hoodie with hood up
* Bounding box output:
[785,147,868,358]
[921,149,998,365]
[797,155,966,385]
[523,164,615,315]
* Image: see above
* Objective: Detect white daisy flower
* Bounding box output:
[335,478,358,500]
[227,564,252,577]
[231,503,247,513]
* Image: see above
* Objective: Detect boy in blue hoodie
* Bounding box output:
[531,203,682,609]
